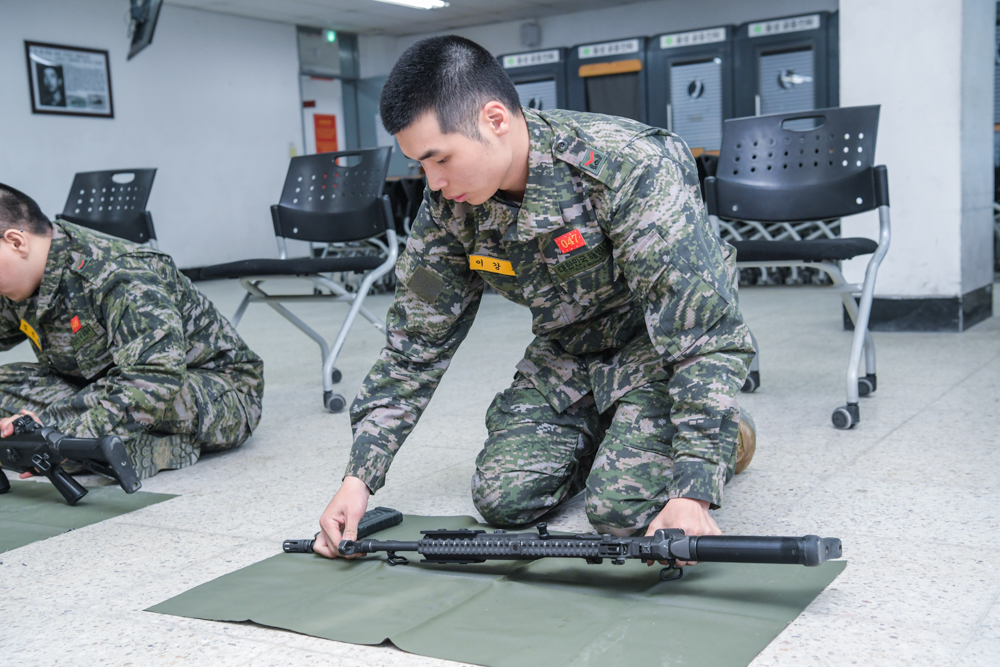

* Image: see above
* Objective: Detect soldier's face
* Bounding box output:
[396,106,516,206]
[0,230,48,302]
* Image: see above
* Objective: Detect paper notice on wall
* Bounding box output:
[314,114,338,153]
[374,114,395,148]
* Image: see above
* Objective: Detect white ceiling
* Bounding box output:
[165,0,651,36]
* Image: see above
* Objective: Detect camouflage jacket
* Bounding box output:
[348,108,754,506]
[0,222,264,437]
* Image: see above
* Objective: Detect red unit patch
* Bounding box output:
[554,229,586,254]
[70,316,81,333]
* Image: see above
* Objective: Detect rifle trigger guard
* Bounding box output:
[386,551,409,566]
[659,564,684,582]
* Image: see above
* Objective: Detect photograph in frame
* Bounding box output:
[25,41,114,118]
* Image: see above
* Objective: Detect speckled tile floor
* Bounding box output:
[2,278,998,666]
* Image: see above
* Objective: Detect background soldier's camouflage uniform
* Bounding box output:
[348,108,754,532]
[0,222,264,478]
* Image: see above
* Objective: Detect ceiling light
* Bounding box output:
[371,0,450,9]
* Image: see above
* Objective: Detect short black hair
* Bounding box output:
[380,35,522,139]
[0,183,52,235]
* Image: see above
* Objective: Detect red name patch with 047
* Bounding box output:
[554,229,587,254]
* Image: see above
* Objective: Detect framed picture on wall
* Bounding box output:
[24,41,114,118]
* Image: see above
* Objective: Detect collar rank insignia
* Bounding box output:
[578,148,607,176]
[554,229,587,254]
[71,316,82,333]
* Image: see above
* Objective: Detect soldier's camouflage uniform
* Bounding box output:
[348,108,754,533]
[0,222,264,479]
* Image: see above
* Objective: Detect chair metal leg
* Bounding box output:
[267,302,332,364]
[840,292,877,382]
[321,230,399,410]
[241,279,332,363]
[231,290,253,327]
[312,276,387,332]
[834,205,891,429]
[229,230,400,414]
[742,330,760,393]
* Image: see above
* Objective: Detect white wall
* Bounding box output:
[840,0,995,298]
[360,0,839,78]
[0,0,303,268]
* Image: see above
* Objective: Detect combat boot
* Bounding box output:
[735,410,756,475]
[127,433,201,479]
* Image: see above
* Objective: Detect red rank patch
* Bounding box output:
[554,229,586,254]
[70,316,81,333]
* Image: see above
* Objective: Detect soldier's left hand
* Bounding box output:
[0,410,44,479]
[644,497,721,567]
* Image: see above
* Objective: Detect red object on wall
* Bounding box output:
[314,114,338,153]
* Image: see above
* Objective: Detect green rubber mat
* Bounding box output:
[149,515,846,667]
[0,478,175,553]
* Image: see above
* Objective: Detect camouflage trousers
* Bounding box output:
[471,373,743,535]
[0,362,259,479]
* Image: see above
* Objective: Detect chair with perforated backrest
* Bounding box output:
[199,147,398,413]
[703,105,891,430]
[57,169,158,247]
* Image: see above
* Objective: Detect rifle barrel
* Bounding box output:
[688,535,842,566]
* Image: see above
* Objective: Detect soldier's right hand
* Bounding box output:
[314,475,371,559]
[0,409,42,438]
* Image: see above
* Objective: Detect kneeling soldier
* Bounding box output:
[314,36,756,559]
[0,183,263,479]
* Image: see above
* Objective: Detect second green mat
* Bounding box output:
[149,515,846,667]
[0,478,175,554]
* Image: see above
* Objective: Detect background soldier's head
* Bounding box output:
[0,183,53,302]
[380,36,527,206]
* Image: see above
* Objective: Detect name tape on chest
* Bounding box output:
[469,255,516,277]
[19,319,41,350]
[553,239,611,282]
[70,324,97,352]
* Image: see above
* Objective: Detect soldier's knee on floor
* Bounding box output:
[471,469,546,528]
[584,487,660,537]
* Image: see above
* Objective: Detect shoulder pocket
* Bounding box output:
[394,246,479,341]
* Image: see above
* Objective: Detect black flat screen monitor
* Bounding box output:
[128,0,164,61]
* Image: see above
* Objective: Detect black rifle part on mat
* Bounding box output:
[338,522,843,581]
[0,415,141,505]
[283,506,404,553]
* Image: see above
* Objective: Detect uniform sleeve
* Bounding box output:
[62,263,188,438]
[0,303,27,351]
[345,196,484,493]
[604,146,754,507]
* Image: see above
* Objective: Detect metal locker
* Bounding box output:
[499,48,568,111]
[646,26,734,152]
[734,11,839,120]
[567,37,649,123]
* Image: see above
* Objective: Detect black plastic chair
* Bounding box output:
[199,148,397,413]
[56,169,158,246]
[703,106,890,430]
